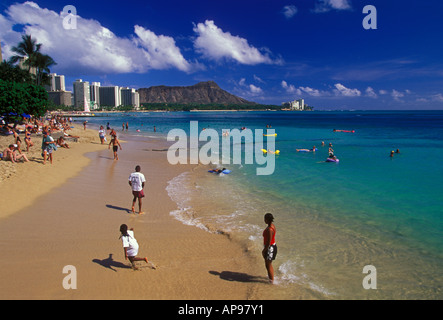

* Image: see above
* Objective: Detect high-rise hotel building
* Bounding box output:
[73,79,90,109]
[71,79,139,109]
[120,87,140,110]
[46,73,66,92]
[99,86,120,108]
[90,82,101,110]
[46,73,72,106]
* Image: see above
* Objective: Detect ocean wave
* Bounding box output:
[166,171,232,235]
[277,260,335,297]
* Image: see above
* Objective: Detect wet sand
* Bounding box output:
[0,131,274,300]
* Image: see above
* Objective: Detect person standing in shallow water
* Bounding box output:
[108,134,122,160]
[262,213,277,283]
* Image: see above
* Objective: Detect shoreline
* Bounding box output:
[0,126,275,299]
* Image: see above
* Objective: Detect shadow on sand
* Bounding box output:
[209,271,268,283]
[106,204,132,214]
[92,253,132,272]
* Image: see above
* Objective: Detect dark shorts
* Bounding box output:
[265,244,277,261]
[132,190,145,198]
[113,146,118,152]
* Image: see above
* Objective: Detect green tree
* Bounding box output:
[0,79,49,118]
[9,34,57,86]
[9,34,42,73]
[0,60,33,84]
[34,52,57,86]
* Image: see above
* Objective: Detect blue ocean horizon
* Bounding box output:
[85,110,443,299]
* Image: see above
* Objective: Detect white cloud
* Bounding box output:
[365,87,378,98]
[282,5,298,19]
[314,0,352,13]
[281,80,301,95]
[391,89,405,101]
[0,1,193,74]
[134,25,192,72]
[249,84,263,94]
[300,86,326,97]
[283,81,367,98]
[0,12,19,59]
[432,94,443,102]
[334,83,361,97]
[238,78,263,97]
[281,81,331,97]
[193,20,281,65]
[253,74,265,84]
[328,0,352,10]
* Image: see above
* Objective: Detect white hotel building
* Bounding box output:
[73,81,140,110]
[73,79,90,109]
[46,73,66,92]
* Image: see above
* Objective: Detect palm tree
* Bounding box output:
[34,52,57,86]
[10,35,42,72]
[9,34,57,86]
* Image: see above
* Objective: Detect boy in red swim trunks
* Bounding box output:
[129,165,146,214]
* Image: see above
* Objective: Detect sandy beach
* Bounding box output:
[0,125,103,219]
[0,123,278,300]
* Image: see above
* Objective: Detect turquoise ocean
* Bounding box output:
[85,110,443,299]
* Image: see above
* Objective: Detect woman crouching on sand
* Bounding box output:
[262,213,277,284]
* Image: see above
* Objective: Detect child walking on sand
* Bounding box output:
[108,134,122,160]
[119,224,155,270]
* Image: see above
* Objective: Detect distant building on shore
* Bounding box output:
[120,87,140,110]
[282,98,313,111]
[46,73,72,107]
[45,73,66,92]
[48,91,72,106]
[90,82,101,110]
[99,86,120,108]
[69,79,140,110]
[73,79,90,109]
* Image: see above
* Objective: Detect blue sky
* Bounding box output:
[1,0,443,110]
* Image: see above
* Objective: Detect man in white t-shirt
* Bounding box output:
[128,165,146,214]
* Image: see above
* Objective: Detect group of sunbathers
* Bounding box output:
[1,115,77,164]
